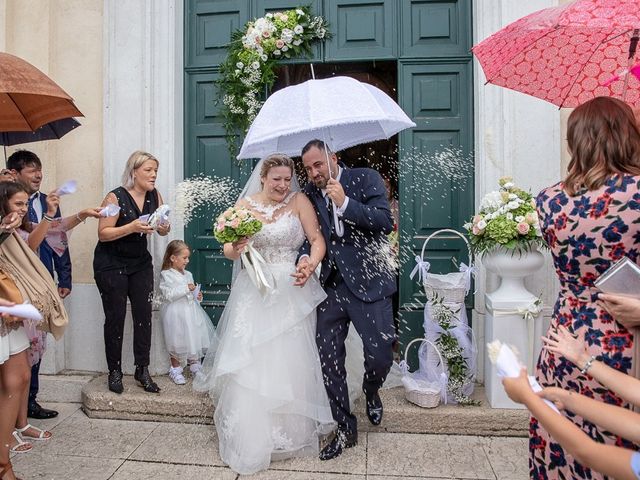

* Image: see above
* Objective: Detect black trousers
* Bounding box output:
[28,360,40,406]
[95,266,154,372]
[316,277,395,435]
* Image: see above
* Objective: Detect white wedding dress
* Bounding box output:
[194,195,336,475]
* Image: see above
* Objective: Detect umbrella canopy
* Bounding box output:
[0,52,83,131]
[0,117,81,146]
[472,0,640,108]
[237,76,415,159]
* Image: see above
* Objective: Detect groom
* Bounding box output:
[297,139,397,460]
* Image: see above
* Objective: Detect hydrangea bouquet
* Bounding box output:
[214,206,276,296]
[464,177,546,255]
[219,7,330,152]
[213,206,262,244]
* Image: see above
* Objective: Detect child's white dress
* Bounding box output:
[159,268,214,363]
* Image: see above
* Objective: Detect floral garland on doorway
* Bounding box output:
[218,7,330,154]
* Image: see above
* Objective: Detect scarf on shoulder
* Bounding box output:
[0,232,68,339]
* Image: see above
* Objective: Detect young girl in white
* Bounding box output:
[159,240,214,385]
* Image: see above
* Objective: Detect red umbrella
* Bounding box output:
[472,0,640,108]
[0,52,83,131]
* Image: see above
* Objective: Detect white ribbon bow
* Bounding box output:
[398,359,409,375]
[459,262,478,294]
[241,242,276,297]
[410,257,431,283]
[439,371,449,404]
[517,298,543,321]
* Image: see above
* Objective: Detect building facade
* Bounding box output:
[0,0,564,381]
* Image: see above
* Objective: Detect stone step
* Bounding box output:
[81,374,528,436]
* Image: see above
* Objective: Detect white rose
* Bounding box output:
[507,200,519,210]
[506,212,513,220]
[252,61,260,70]
[477,220,487,230]
[503,182,514,189]
[515,215,525,223]
[508,193,517,200]
[282,45,289,52]
[294,25,303,34]
[274,50,281,56]
[293,39,302,46]
[260,54,267,61]
[296,9,304,15]
[236,62,244,69]
[281,28,294,43]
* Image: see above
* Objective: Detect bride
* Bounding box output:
[194,153,335,475]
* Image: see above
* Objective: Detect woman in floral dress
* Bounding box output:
[534,96,640,480]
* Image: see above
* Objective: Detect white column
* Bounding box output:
[56,0,184,374]
[472,0,562,383]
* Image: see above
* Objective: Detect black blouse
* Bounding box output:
[93,187,159,274]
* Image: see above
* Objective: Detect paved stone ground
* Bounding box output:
[11,401,528,480]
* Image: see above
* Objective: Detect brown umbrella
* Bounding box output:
[0,52,83,132]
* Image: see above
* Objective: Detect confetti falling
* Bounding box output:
[170,175,240,225]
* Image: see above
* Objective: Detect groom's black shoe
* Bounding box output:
[366,392,383,426]
[319,429,357,461]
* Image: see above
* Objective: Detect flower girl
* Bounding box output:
[159,240,214,385]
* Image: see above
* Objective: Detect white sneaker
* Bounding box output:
[169,366,186,385]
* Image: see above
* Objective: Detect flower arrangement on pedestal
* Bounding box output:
[464,177,546,255]
[218,7,330,152]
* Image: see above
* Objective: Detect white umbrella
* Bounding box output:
[237,76,416,160]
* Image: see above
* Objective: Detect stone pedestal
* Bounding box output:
[484,292,544,409]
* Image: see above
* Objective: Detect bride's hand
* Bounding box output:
[292,257,313,287]
[232,237,249,254]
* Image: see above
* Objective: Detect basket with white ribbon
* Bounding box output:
[410,229,476,304]
[399,338,448,408]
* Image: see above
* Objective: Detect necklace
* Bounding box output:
[248,193,292,221]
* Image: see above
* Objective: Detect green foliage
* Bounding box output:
[217,6,331,155]
[428,293,479,406]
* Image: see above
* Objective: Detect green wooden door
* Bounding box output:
[184,0,253,321]
[184,0,474,332]
[397,0,474,346]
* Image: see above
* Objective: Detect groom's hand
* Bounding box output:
[292,257,312,287]
[326,178,346,208]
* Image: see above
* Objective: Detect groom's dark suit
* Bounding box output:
[303,165,396,436]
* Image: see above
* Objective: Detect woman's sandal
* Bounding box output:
[8,431,32,454]
[15,424,52,442]
[0,460,22,480]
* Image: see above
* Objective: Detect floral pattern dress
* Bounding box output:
[533,175,640,480]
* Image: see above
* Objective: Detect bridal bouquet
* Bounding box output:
[214,207,274,296]
[213,206,262,244]
[464,177,545,255]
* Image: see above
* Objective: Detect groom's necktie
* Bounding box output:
[322,192,334,226]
